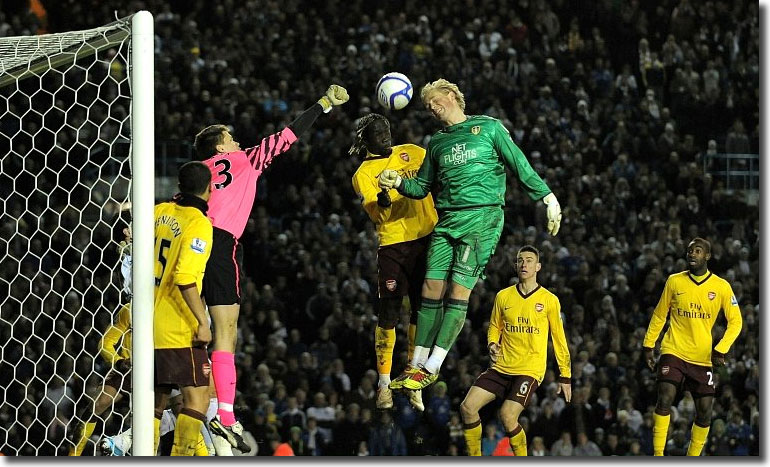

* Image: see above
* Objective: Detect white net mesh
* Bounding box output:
[0,16,135,456]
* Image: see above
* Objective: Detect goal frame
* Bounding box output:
[129,10,154,457]
[0,10,154,456]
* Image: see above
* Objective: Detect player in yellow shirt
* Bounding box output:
[350,113,438,411]
[643,237,743,456]
[460,245,571,456]
[152,161,214,456]
[68,302,132,455]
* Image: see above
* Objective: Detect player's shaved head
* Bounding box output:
[689,237,711,254]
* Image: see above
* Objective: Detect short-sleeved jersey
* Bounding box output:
[352,144,438,246]
[203,127,298,239]
[154,197,213,349]
[487,284,571,383]
[100,303,132,365]
[643,270,743,366]
[398,116,551,210]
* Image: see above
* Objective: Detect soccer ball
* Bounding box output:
[376,72,413,110]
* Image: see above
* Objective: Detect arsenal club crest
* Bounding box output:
[471,125,481,135]
[661,366,669,375]
[385,279,397,291]
[400,152,410,162]
[535,303,544,312]
[708,292,716,301]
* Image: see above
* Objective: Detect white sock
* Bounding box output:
[410,346,430,368]
[206,398,218,422]
[424,346,449,374]
[378,374,391,388]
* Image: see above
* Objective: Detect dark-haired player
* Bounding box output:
[643,237,743,456]
[152,161,213,456]
[194,85,348,449]
[350,113,437,411]
[460,245,571,456]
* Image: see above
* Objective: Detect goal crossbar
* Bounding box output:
[0,17,131,88]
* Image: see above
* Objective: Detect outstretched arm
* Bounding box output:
[493,121,561,235]
[246,85,349,172]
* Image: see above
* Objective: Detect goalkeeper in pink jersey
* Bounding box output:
[193,84,349,450]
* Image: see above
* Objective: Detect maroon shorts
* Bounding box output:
[657,354,716,398]
[472,369,539,407]
[155,347,210,388]
[377,235,430,312]
[104,369,131,393]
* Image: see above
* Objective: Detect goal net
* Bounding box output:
[0,12,154,456]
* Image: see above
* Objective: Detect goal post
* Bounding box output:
[0,11,154,456]
[130,9,155,457]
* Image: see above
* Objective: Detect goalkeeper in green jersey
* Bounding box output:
[379,78,562,390]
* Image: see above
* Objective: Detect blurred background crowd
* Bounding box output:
[0,0,759,456]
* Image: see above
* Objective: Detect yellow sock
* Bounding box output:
[687,423,710,456]
[463,421,482,456]
[194,430,209,456]
[407,323,417,363]
[653,412,671,456]
[375,326,396,376]
[154,416,161,455]
[509,426,527,456]
[171,411,205,456]
[68,421,97,456]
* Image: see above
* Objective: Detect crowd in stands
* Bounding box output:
[0,0,759,456]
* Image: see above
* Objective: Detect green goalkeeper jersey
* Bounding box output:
[398,115,551,210]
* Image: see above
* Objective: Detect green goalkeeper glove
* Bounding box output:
[318,84,349,113]
[543,192,562,236]
[378,169,402,190]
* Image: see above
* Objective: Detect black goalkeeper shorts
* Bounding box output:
[202,226,244,306]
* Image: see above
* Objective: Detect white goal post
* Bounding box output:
[0,11,154,456]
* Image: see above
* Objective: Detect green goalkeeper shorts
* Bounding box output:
[424,206,504,290]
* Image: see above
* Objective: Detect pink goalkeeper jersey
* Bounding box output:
[203,127,298,239]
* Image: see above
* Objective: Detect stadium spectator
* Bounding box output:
[573,431,602,456]
[0,0,759,457]
[367,411,407,456]
[550,430,574,456]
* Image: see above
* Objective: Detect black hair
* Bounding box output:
[178,161,212,196]
[689,237,712,254]
[348,113,390,156]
